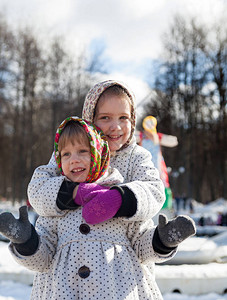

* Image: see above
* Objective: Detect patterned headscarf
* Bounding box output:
[54,116,110,183]
[82,80,136,149]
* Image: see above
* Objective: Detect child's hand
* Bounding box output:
[0,206,32,244]
[82,189,122,224]
[157,213,196,248]
[74,183,109,206]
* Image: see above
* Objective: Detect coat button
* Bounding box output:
[79,223,90,235]
[78,266,90,278]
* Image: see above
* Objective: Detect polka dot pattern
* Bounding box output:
[28,141,165,220]
[25,128,168,299]
[9,207,175,299]
[110,141,165,221]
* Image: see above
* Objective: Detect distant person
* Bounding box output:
[217,212,224,226]
[182,194,187,210]
[174,195,181,213]
[189,199,194,214]
[199,216,205,226]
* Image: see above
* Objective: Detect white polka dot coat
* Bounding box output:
[10,208,176,300]
[10,142,176,300]
[18,80,174,299]
[28,139,165,221]
[10,168,174,300]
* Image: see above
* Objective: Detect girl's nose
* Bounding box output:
[70,153,80,163]
[110,120,121,130]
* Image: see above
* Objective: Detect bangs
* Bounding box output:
[99,85,132,103]
[58,121,90,153]
[94,85,132,119]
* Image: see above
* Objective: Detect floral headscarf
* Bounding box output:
[82,80,136,149]
[54,116,110,183]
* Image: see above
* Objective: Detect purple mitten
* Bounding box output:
[82,189,122,224]
[74,183,109,206]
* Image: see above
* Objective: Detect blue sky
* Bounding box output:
[0,0,226,102]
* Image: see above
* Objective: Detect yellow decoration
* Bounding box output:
[142,116,157,134]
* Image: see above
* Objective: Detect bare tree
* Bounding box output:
[0,14,108,204]
[7,28,43,203]
[0,16,16,200]
[143,15,227,203]
[204,25,227,199]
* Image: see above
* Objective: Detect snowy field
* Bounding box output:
[0,243,227,300]
[0,280,227,300]
[0,199,227,299]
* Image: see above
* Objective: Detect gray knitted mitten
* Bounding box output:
[0,206,32,244]
[157,213,196,248]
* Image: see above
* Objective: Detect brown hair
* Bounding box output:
[58,121,90,155]
[94,84,132,119]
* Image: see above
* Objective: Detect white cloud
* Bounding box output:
[1,0,226,78]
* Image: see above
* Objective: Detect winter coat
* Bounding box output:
[27,80,165,220]
[21,80,171,298]
[10,209,175,300]
[10,167,175,299]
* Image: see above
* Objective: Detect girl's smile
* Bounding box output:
[61,142,91,182]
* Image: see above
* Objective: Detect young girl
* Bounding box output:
[0,117,194,300]
[28,80,166,222]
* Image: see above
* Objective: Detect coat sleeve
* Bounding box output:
[126,219,177,264]
[8,216,58,273]
[120,145,165,221]
[27,153,67,216]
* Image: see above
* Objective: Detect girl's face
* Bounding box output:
[61,140,91,182]
[94,95,132,152]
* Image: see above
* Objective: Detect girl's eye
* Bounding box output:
[80,149,89,153]
[62,152,70,157]
[99,116,109,120]
[120,116,129,120]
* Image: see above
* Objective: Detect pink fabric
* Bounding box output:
[74,183,109,206]
[82,189,122,225]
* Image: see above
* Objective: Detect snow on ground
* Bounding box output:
[0,199,227,299]
[0,281,32,300]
